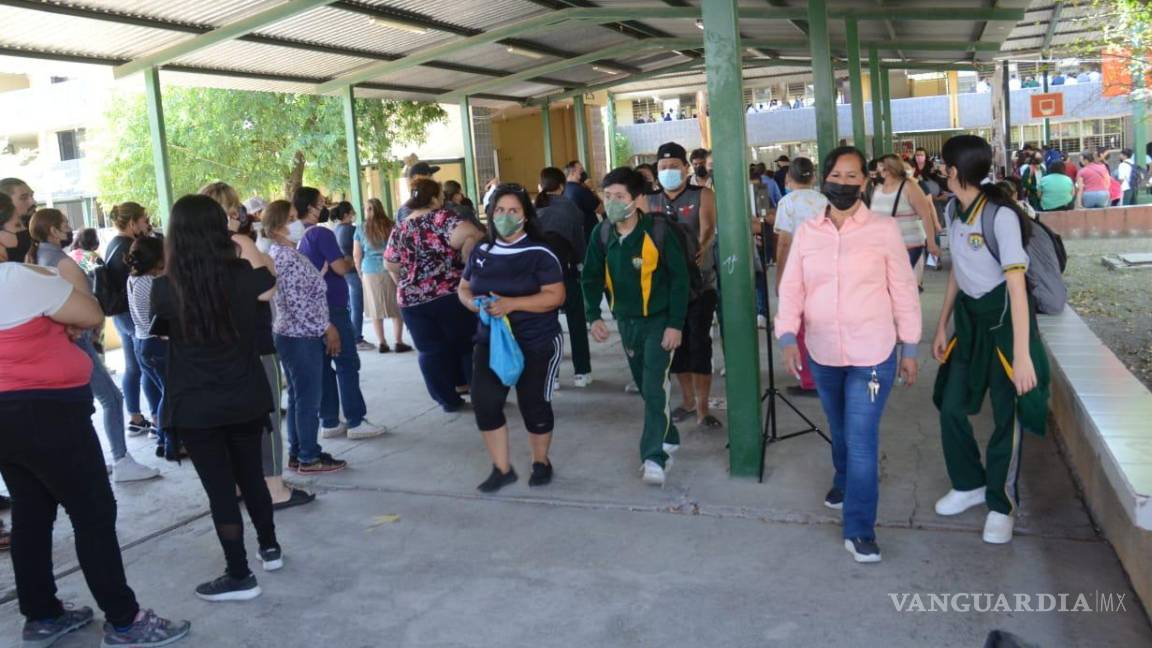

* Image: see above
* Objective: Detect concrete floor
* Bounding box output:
[1,270,1149,648]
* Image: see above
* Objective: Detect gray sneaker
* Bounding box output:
[23,604,93,648]
[101,609,190,647]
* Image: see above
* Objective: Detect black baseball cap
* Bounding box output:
[656,142,688,163]
[407,162,440,178]
[776,155,790,163]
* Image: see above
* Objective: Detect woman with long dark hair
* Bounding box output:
[153,194,282,601]
[126,237,172,459]
[932,134,1050,546]
[354,197,409,352]
[458,185,566,492]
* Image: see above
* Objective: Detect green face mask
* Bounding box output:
[493,213,524,238]
[604,199,633,224]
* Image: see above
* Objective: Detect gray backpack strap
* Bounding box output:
[979,200,1002,265]
[598,220,612,252]
[649,214,666,249]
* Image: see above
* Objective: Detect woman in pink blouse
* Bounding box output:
[775,146,922,564]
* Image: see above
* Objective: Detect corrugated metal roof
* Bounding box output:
[0,5,179,59]
[359,0,549,32]
[77,0,260,26]
[173,40,373,79]
[259,6,459,57]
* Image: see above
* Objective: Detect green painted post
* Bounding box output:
[541,101,554,167]
[845,18,867,149]
[381,168,394,216]
[143,67,173,226]
[606,92,618,168]
[573,94,590,169]
[460,96,478,201]
[342,85,365,217]
[880,66,893,153]
[808,0,838,166]
[702,0,762,478]
[1132,36,1149,202]
[869,48,884,158]
[1041,65,1051,145]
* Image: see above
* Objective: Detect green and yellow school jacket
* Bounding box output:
[581,212,689,330]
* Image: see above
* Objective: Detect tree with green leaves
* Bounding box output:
[96,86,446,213]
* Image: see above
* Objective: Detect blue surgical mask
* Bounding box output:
[658,169,684,191]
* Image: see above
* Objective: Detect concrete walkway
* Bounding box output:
[2,270,1149,647]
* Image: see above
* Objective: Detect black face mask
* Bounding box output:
[694,165,708,179]
[60,231,74,248]
[822,182,862,211]
[318,207,330,223]
[6,229,32,263]
[578,171,588,183]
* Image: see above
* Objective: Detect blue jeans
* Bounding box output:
[321,307,367,429]
[275,335,324,464]
[135,337,169,454]
[345,272,365,342]
[77,335,127,460]
[112,313,161,419]
[1081,190,1109,208]
[401,294,475,410]
[808,350,897,541]
[755,271,768,317]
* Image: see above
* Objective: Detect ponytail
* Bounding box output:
[26,208,66,264]
[535,166,566,210]
[975,182,1032,244]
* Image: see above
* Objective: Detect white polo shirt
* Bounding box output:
[948,195,1030,299]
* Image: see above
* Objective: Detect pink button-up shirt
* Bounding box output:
[775,205,922,367]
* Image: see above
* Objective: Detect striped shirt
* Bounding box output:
[128,274,157,339]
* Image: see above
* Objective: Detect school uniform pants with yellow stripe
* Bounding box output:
[617,316,680,469]
[937,355,1022,516]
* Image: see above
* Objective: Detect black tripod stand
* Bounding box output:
[758,226,828,483]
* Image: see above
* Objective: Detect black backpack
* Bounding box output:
[94,237,130,315]
[597,213,704,299]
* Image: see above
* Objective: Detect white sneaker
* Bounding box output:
[934,487,986,516]
[346,418,386,440]
[320,422,347,439]
[662,444,678,471]
[983,511,1015,544]
[113,455,160,483]
[573,374,593,388]
[641,460,665,486]
[756,314,768,329]
[624,381,640,393]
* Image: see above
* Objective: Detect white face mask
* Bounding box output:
[286,219,306,243]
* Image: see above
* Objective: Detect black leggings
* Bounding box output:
[472,334,563,434]
[179,418,277,579]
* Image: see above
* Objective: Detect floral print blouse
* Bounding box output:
[383,209,464,308]
[269,242,329,338]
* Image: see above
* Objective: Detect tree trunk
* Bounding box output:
[283,150,305,199]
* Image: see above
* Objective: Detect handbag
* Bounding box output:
[476,297,524,387]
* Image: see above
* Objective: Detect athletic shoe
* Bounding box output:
[477,465,518,493]
[287,455,299,471]
[346,418,386,440]
[757,314,768,329]
[259,546,283,571]
[112,455,160,483]
[641,460,665,486]
[934,487,986,516]
[624,381,640,393]
[844,537,882,563]
[100,609,190,647]
[528,461,553,487]
[298,454,347,474]
[824,487,844,510]
[574,373,593,388]
[320,422,347,439]
[127,418,153,437]
[23,604,93,648]
[194,573,261,602]
[983,511,1015,544]
[394,342,413,353]
[355,340,376,351]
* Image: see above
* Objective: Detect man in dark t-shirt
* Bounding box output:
[562,160,601,241]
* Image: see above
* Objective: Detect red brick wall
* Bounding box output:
[1037,205,1152,238]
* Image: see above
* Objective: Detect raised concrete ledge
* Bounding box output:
[1039,205,1152,239]
[1039,305,1152,615]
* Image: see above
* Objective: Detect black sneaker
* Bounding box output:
[259,546,283,572]
[22,603,93,647]
[101,608,191,647]
[127,418,154,437]
[824,487,844,510]
[194,573,261,602]
[477,465,517,493]
[298,453,347,474]
[528,461,553,487]
[844,537,882,563]
[288,455,298,471]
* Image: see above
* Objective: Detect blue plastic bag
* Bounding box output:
[476,297,524,387]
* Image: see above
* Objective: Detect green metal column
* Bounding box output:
[381,168,394,216]
[869,48,884,158]
[807,0,838,165]
[880,66,893,153]
[1041,64,1051,145]
[845,18,867,149]
[541,101,554,167]
[573,94,590,167]
[702,0,762,478]
[143,67,173,225]
[459,96,478,201]
[606,92,618,168]
[1131,32,1149,185]
[342,85,365,216]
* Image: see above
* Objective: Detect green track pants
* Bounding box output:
[617,317,680,468]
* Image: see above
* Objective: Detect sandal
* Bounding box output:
[698,414,724,429]
[394,342,413,353]
[671,407,696,423]
[378,343,392,353]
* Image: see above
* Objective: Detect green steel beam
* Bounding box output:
[809,0,838,166]
[703,0,762,478]
[880,64,893,152]
[1130,30,1149,173]
[863,41,1002,52]
[460,97,478,201]
[881,62,983,71]
[573,94,590,168]
[845,18,867,149]
[380,168,394,217]
[541,101,554,168]
[869,48,883,158]
[606,93,618,168]
[828,7,1024,21]
[143,67,173,225]
[1041,3,1064,53]
[342,85,365,218]
[114,0,339,79]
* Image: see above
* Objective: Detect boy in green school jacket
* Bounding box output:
[582,166,690,486]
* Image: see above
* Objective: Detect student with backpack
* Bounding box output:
[583,167,690,486]
[932,135,1053,546]
[648,142,722,429]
